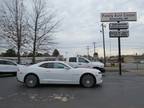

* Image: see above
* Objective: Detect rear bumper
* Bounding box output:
[16,77,23,83]
[96,74,103,84]
[16,73,25,83]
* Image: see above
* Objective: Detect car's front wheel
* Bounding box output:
[80,74,96,88]
[25,74,39,88]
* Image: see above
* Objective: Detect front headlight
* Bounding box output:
[100,64,104,68]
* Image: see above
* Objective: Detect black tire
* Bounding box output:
[25,74,38,88]
[80,74,96,88]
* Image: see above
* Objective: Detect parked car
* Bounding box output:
[140,60,144,64]
[66,56,105,73]
[17,61,103,88]
[0,59,19,75]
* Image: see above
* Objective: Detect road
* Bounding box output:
[0,73,144,108]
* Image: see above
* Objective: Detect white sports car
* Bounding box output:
[17,61,103,88]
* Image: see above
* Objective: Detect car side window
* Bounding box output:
[0,60,16,65]
[78,58,89,63]
[54,63,69,69]
[5,61,17,65]
[39,63,54,68]
[0,60,4,64]
[69,57,77,62]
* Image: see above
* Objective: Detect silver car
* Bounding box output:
[0,59,18,75]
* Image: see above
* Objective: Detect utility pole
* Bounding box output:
[101,23,106,66]
[93,42,96,54]
[93,42,98,61]
[87,46,90,59]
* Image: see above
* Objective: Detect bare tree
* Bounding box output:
[0,0,28,63]
[28,0,59,63]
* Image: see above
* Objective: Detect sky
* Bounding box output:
[49,0,144,57]
[0,0,144,57]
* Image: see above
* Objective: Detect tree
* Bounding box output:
[93,52,98,57]
[1,49,17,57]
[52,49,60,57]
[0,0,28,63]
[28,0,59,63]
[43,53,50,57]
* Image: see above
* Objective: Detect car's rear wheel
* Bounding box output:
[80,74,96,88]
[25,74,38,88]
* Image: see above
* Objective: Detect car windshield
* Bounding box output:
[79,57,89,63]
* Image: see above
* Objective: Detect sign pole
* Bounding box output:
[117,21,122,75]
[118,37,122,75]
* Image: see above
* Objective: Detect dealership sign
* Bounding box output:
[101,12,137,22]
[109,30,129,38]
[101,12,137,75]
[109,23,129,30]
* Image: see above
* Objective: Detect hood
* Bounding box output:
[91,61,104,68]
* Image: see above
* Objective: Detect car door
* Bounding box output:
[39,62,73,84]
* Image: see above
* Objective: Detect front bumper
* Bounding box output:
[94,67,105,73]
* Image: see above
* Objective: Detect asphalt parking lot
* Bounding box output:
[0,72,144,108]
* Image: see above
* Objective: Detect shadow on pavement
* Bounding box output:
[0,74,16,78]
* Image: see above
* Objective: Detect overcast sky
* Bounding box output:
[1,0,144,57]
[49,0,144,57]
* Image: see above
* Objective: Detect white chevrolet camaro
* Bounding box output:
[17,61,103,88]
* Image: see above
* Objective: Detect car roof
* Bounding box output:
[31,61,72,68]
[37,61,67,64]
